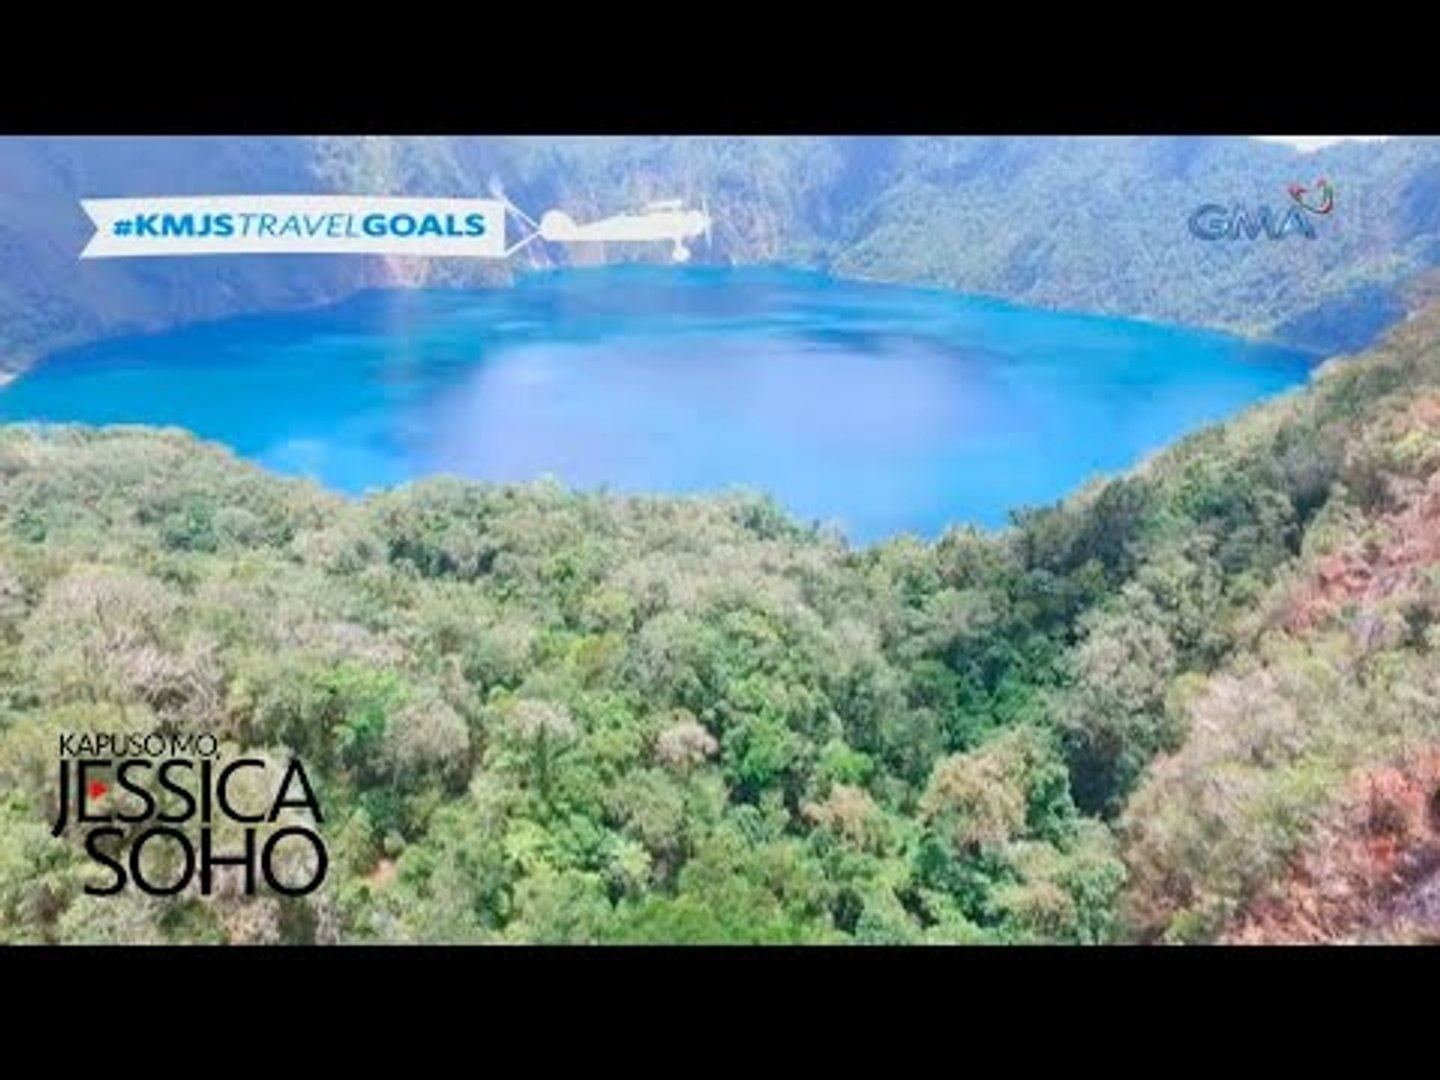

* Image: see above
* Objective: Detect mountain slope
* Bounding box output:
[1119,302,1440,941]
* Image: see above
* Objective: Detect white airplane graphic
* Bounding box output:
[537,198,714,263]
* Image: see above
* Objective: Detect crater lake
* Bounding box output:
[0,267,1317,542]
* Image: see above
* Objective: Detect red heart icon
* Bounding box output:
[1289,178,1335,215]
[87,779,108,801]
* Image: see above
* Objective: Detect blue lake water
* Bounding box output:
[0,267,1316,541]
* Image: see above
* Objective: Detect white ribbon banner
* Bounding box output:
[79,196,509,259]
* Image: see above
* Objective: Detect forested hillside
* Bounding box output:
[5,300,1440,944]
[4,135,1440,376]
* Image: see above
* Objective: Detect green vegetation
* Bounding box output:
[5,302,1440,944]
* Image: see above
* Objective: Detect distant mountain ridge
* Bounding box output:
[3,135,1439,375]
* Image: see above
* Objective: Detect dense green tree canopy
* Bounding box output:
[5,301,1440,943]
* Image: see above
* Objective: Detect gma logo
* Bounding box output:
[1188,203,1318,241]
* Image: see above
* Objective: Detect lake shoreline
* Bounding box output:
[0,268,1318,544]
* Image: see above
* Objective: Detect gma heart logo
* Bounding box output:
[1189,179,1338,241]
[1288,177,1335,216]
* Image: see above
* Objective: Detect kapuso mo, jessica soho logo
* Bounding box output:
[1189,178,1336,241]
[51,731,328,899]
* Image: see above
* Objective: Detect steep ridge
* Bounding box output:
[1120,302,1440,942]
